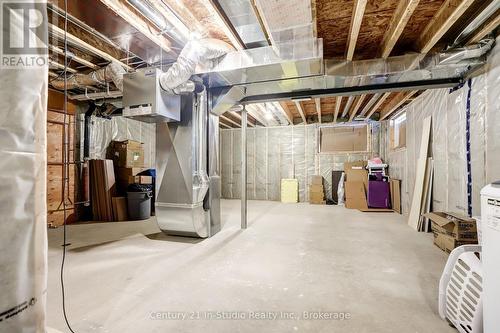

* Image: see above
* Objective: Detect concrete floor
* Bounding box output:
[47,200,455,333]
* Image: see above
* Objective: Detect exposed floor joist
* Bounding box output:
[346,0,367,61]
[417,0,476,53]
[366,92,391,119]
[220,114,241,128]
[49,45,99,70]
[359,93,381,117]
[349,95,366,121]
[334,96,342,123]
[279,102,294,125]
[379,91,418,120]
[315,98,322,123]
[49,60,78,73]
[466,10,500,45]
[229,111,255,127]
[49,24,132,70]
[294,101,307,124]
[380,0,421,58]
[341,96,354,118]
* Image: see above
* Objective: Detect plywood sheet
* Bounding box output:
[408,116,431,230]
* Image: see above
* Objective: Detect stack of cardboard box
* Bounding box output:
[107,140,145,169]
[424,212,478,253]
[309,176,325,204]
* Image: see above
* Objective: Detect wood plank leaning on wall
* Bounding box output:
[47,89,77,227]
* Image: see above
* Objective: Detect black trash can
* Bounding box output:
[127,190,152,220]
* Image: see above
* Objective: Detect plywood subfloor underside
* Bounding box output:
[47,200,455,333]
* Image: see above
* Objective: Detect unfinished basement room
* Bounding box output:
[2,0,500,332]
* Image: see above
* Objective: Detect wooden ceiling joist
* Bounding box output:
[359,93,381,117]
[220,114,241,128]
[229,111,255,127]
[219,122,232,129]
[314,98,322,123]
[379,91,418,120]
[247,107,268,127]
[366,92,391,119]
[98,0,173,54]
[341,96,354,118]
[466,10,500,45]
[48,59,78,73]
[334,96,342,123]
[417,0,476,53]
[49,45,99,70]
[380,0,421,58]
[294,101,307,124]
[349,95,366,121]
[49,23,132,70]
[279,101,294,125]
[346,0,368,61]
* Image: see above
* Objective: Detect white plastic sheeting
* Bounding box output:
[221,123,378,202]
[486,36,500,183]
[0,1,48,331]
[386,37,500,216]
[89,116,156,168]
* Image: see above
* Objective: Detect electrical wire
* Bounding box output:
[60,0,77,332]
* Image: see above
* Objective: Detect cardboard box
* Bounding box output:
[425,212,478,241]
[128,175,153,185]
[344,161,367,172]
[433,232,477,254]
[309,184,324,193]
[112,197,128,221]
[345,169,368,190]
[345,181,368,210]
[390,179,401,214]
[108,140,144,168]
[310,192,325,204]
[115,167,146,181]
[311,175,323,185]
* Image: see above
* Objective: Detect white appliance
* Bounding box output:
[480,182,500,332]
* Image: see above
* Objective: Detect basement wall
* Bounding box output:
[89,116,156,168]
[220,123,381,202]
[384,37,500,217]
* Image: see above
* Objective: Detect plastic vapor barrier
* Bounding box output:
[486,36,500,183]
[89,116,156,168]
[0,0,48,331]
[385,38,499,216]
[221,124,376,202]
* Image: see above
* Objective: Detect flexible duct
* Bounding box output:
[159,38,233,93]
[439,39,494,65]
[51,62,126,91]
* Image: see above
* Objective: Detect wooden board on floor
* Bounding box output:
[408,116,431,230]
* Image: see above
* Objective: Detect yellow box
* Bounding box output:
[281,179,298,203]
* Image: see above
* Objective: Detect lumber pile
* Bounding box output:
[89,159,116,221]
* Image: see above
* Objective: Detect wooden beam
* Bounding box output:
[148,0,191,42]
[49,45,98,70]
[341,96,355,118]
[315,98,322,123]
[220,114,241,128]
[346,0,368,61]
[205,0,245,49]
[49,24,132,70]
[379,91,418,120]
[417,0,476,53]
[230,111,255,127]
[279,102,294,125]
[349,95,367,122]
[294,101,307,124]
[466,10,500,45]
[380,0,421,58]
[219,122,232,129]
[366,92,391,118]
[359,93,382,117]
[247,106,268,127]
[98,0,173,53]
[334,96,342,123]
[48,60,78,73]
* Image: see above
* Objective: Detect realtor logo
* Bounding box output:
[1,0,48,68]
